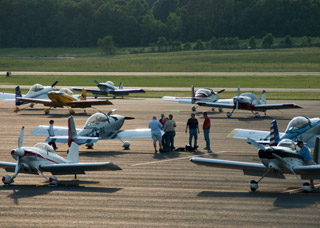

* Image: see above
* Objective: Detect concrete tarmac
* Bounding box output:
[0,98,319,227]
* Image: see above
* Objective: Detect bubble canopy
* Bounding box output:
[85,113,108,127]
[285,116,310,132]
[29,84,44,92]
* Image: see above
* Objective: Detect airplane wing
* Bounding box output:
[66,99,112,108]
[161,96,193,104]
[190,157,285,178]
[293,165,320,180]
[196,101,235,109]
[111,89,145,95]
[40,162,121,175]
[30,125,81,136]
[227,129,285,144]
[0,161,17,172]
[0,92,16,101]
[46,136,99,145]
[16,97,56,106]
[253,103,302,111]
[112,129,155,139]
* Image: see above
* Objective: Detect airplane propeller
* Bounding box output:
[93,80,100,85]
[51,81,58,87]
[247,138,266,151]
[217,89,225,94]
[235,85,240,112]
[11,126,25,180]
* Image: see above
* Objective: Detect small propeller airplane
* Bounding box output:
[196,86,302,117]
[0,126,121,186]
[228,116,320,148]
[190,136,320,192]
[72,80,145,99]
[16,88,112,114]
[30,109,159,149]
[161,85,231,111]
[0,81,58,108]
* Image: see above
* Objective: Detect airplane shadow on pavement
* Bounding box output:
[2,182,122,205]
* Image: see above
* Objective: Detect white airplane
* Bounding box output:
[190,137,320,192]
[0,127,121,186]
[161,85,230,111]
[73,80,145,98]
[196,86,302,117]
[0,81,58,108]
[228,116,320,148]
[30,109,158,149]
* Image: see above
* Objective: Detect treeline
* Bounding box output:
[0,0,319,48]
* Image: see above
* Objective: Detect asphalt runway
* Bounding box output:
[0,98,320,227]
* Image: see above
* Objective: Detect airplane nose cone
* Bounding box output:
[11,148,25,157]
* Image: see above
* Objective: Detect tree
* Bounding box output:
[183,42,192,50]
[248,36,257,49]
[262,33,274,49]
[300,36,312,47]
[279,35,293,48]
[98,35,115,55]
[193,39,204,50]
[156,36,168,52]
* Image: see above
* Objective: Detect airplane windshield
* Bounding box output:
[106,81,114,86]
[29,84,44,92]
[85,113,108,127]
[34,143,55,153]
[196,89,212,97]
[277,139,296,150]
[241,93,259,101]
[59,88,73,95]
[285,116,309,132]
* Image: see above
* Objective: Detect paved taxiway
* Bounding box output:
[0,98,320,227]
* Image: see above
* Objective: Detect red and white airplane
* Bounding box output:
[161,85,231,111]
[0,127,121,186]
[197,86,302,117]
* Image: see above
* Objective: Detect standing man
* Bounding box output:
[297,141,315,188]
[48,120,57,151]
[164,114,175,151]
[149,116,163,153]
[203,112,211,151]
[185,113,199,149]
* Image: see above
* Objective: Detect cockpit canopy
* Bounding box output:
[85,113,108,127]
[277,139,296,150]
[285,116,310,132]
[29,84,44,92]
[59,88,73,95]
[34,143,55,153]
[106,81,114,86]
[195,89,214,97]
[241,93,259,101]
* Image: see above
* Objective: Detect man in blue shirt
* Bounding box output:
[149,116,163,153]
[298,141,315,188]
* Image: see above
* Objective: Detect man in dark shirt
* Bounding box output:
[185,113,200,148]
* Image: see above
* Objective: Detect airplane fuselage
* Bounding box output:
[195,88,219,103]
[48,91,77,104]
[98,84,116,94]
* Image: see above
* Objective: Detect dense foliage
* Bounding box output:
[0,0,319,48]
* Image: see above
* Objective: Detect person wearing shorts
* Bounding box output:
[149,116,163,153]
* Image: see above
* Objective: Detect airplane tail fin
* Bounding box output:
[270,120,280,146]
[191,85,195,104]
[313,137,320,164]
[261,90,266,104]
[15,86,24,106]
[80,88,87,100]
[67,142,80,163]
[119,82,123,89]
[68,116,78,147]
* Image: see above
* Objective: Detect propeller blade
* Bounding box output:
[18,126,24,148]
[51,81,58,87]
[235,99,239,112]
[235,85,240,112]
[237,85,240,97]
[217,89,225,94]
[124,117,135,120]
[247,138,265,151]
[93,80,100,85]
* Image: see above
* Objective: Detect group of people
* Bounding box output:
[149,112,211,153]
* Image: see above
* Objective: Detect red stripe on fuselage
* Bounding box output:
[23,150,59,164]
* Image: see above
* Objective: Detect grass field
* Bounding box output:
[0,47,319,72]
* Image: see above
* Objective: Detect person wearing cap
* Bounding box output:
[185,113,199,148]
[297,141,315,187]
[202,112,211,151]
[149,116,163,153]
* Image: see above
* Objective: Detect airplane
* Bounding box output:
[30,109,159,149]
[228,116,320,148]
[161,85,231,111]
[196,86,302,117]
[0,126,121,186]
[190,137,320,192]
[16,88,112,114]
[72,80,145,98]
[0,81,58,108]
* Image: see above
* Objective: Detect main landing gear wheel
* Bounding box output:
[211,107,215,111]
[69,109,75,115]
[86,143,94,149]
[44,109,50,114]
[122,141,130,150]
[227,112,232,118]
[219,108,223,112]
[49,176,58,186]
[255,113,260,118]
[249,180,258,192]
[192,106,196,111]
[302,182,312,192]
[2,175,13,185]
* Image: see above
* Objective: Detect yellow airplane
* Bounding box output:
[17,88,112,114]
